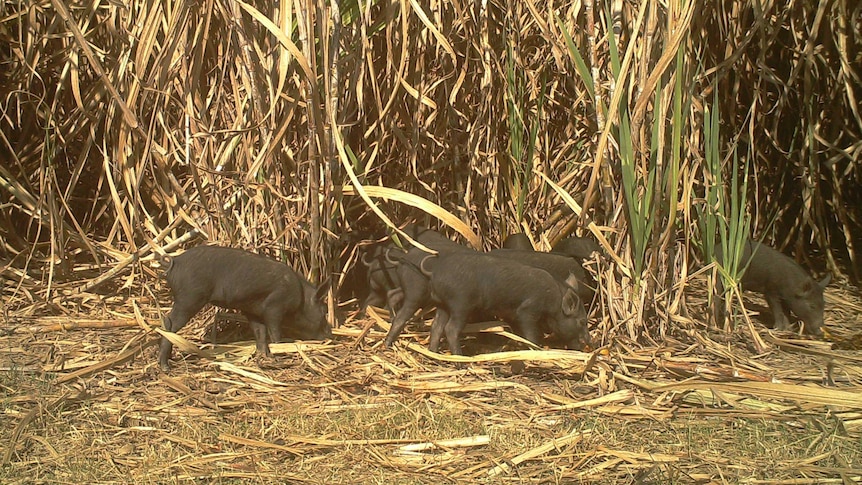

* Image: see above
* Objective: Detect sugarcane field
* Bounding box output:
[1,0,861,483]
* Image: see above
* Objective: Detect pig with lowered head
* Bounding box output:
[715,239,830,335]
[359,244,404,314]
[158,246,331,371]
[362,223,467,316]
[425,251,590,355]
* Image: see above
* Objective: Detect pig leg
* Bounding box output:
[519,323,543,347]
[384,305,418,347]
[361,288,404,316]
[158,316,177,372]
[251,306,285,360]
[159,301,205,371]
[263,306,283,349]
[764,294,792,331]
[428,308,450,353]
[383,285,426,347]
[266,320,281,347]
[443,312,467,356]
[249,319,272,359]
[361,291,386,314]
[386,288,405,314]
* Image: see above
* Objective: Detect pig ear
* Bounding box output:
[562,287,581,316]
[818,274,832,289]
[564,273,580,292]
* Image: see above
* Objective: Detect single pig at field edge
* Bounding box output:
[715,240,830,335]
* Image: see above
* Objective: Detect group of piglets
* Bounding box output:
[155,227,830,371]
[361,224,599,356]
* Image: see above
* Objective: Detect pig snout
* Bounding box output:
[294,310,331,340]
[787,275,830,336]
[295,285,332,340]
[806,322,824,337]
[557,285,591,350]
[315,323,333,340]
[565,327,592,351]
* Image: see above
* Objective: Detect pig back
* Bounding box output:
[399,224,474,253]
[165,246,306,316]
[502,233,533,250]
[430,252,563,321]
[729,241,813,295]
[487,249,587,288]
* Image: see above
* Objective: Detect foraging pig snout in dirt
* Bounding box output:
[714,240,830,335]
[425,252,590,355]
[158,246,331,371]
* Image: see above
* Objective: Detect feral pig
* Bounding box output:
[158,246,331,371]
[714,240,830,335]
[487,249,593,302]
[502,233,533,250]
[551,236,601,261]
[380,225,475,347]
[426,252,590,355]
[382,248,473,347]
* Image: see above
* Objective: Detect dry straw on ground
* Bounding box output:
[1,276,861,484]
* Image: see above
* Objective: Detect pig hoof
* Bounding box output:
[510,360,526,374]
[255,354,277,369]
[159,361,172,372]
